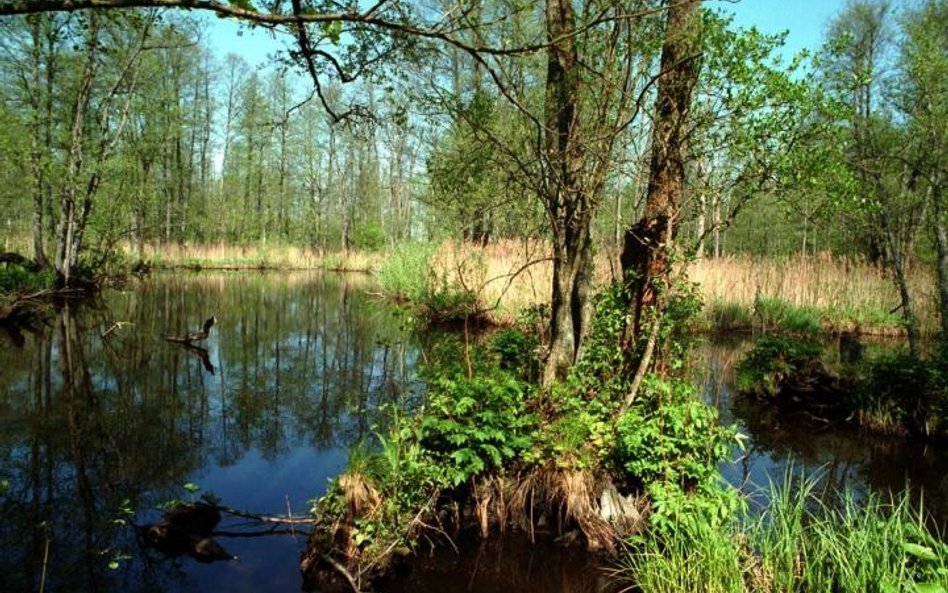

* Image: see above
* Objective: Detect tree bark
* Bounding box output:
[54,14,100,287]
[541,0,595,385]
[621,0,702,352]
[931,180,948,336]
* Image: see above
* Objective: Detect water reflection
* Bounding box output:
[696,337,948,531]
[0,272,420,593]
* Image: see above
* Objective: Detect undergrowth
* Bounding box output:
[306,278,742,586]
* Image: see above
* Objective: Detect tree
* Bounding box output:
[896,0,947,335]
[619,0,702,398]
[54,12,156,286]
[817,0,932,354]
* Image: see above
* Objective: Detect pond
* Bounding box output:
[0,272,944,592]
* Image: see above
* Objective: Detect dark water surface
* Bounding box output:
[1,274,945,593]
[698,336,948,532]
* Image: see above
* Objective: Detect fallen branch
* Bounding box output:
[214,504,317,526]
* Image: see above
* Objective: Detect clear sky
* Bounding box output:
[203,0,850,68]
[722,0,845,58]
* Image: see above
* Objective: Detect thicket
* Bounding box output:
[736,334,948,439]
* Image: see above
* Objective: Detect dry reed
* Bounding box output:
[689,254,938,336]
[425,242,938,335]
[138,242,383,272]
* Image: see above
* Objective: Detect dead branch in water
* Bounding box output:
[212,504,317,526]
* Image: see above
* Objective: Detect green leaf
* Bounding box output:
[913,584,947,593]
[228,0,257,12]
[905,542,938,561]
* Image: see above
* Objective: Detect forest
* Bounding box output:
[0,0,946,592]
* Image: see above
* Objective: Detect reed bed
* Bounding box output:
[418,239,619,325]
[689,254,938,335]
[139,242,383,272]
[421,243,938,334]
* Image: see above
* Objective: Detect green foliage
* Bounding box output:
[709,301,754,332]
[420,371,536,487]
[754,296,823,337]
[858,350,948,437]
[613,379,734,489]
[376,242,480,322]
[352,221,386,251]
[0,265,54,297]
[489,328,540,382]
[618,472,948,593]
[376,241,437,302]
[611,377,740,536]
[736,335,825,399]
[528,394,614,469]
[568,282,633,401]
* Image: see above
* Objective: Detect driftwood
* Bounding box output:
[165,316,217,344]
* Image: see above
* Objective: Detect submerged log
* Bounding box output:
[144,502,235,563]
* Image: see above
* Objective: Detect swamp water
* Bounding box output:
[0,272,944,592]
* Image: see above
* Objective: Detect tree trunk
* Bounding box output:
[54,15,99,287]
[931,180,948,337]
[541,0,595,385]
[620,0,701,375]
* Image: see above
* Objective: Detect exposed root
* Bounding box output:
[480,466,648,552]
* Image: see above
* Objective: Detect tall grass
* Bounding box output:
[141,242,382,271]
[691,254,937,336]
[617,473,948,593]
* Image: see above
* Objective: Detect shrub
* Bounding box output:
[376,241,437,302]
[859,351,948,437]
[735,335,825,399]
[489,328,540,382]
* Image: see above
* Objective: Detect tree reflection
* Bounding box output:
[0,272,419,592]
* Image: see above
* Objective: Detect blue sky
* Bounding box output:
[204,0,848,69]
[723,0,844,57]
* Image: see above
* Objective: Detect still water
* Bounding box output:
[0,272,420,593]
[1,273,945,592]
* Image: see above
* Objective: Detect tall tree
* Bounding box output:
[54,12,155,285]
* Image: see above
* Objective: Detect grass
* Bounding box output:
[616,472,948,593]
